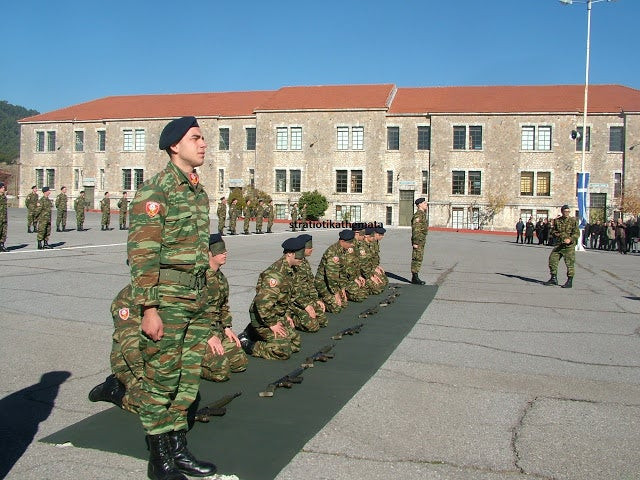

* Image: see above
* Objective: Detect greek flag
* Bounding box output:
[577,172,589,229]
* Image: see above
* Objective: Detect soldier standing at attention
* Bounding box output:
[55,186,68,232]
[0,182,8,252]
[127,116,216,479]
[100,192,111,230]
[216,197,227,235]
[255,199,264,234]
[243,198,252,235]
[117,191,129,230]
[36,186,53,249]
[544,204,579,289]
[300,203,307,231]
[290,202,298,231]
[25,185,38,233]
[74,191,87,231]
[411,197,428,285]
[265,198,275,233]
[228,198,238,235]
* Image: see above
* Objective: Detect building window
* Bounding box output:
[536,172,550,196]
[123,130,133,151]
[520,171,534,196]
[387,127,399,150]
[350,170,363,193]
[46,169,55,188]
[97,130,106,152]
[614,172,622,198]
[219,128,230,151]
[134,129,145,151]
[387,170,393,194]
[74,168,81,190]
[46,131,56,151]
[276,127,288,150]
[468,171,482,195]
[538,126,552,150]
[336,205,362,222]
[453,126,466,150]
[290,169,301,192]
[290,127,302,150]
[469,126,482,150]
[521,125,552,151]
[337,127,349,150]
[609,126,624,152]
[246,127,256,151]
[521,171,550,196]
[352,127,364,150]
[122,168,144,190]
[123,129,145,151]
[74,131,84,152]
[422,170,429,195]
[452,171,466,194]
[36,168,55,188]
[275,204,287,220]
[521,126,535,150]
[36,131,45,152]
[453,126,483,150]
[218,169,224,192]
[417,126,431,150]
[275,169,287,192]
[336,170,348,193]
[35,169,44,188]
[386,206,393,226]
[576,126,590,152]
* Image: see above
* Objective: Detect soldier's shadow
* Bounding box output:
[386,272,412,283]
[0,370,71,478]
[497,273,546,285]
[49,241,66,248]
[6,243,28,251]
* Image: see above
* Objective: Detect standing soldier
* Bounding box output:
[55,186,68,232]
[410,197,429,285]
[300,203,307,231]
[36,186,53,249]
[100,192,111,231]
[255,199,264,234]
[127,116,216,479]
[25,185,38,233]
[74,191,87,231]
[117,191,129,230]
[228,198,239,235]
[0,182,8,252]
[243,198,252,235]
[216,197,227,235]
[265,199,275,233]
[544,204,579,288]
[290,202,298,231]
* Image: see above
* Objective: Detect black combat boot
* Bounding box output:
[88,374,125,407]
[544,275,558,286]
[28,226,31,233]
[43,241,53,249]
[237,331,255,355]
[56,227,60,232]
[411,272,425,285]
[561,277,573,289]
[146,434,188,480]
[37,240,43,250]
[167,430,216,477]
[0,243,7,252]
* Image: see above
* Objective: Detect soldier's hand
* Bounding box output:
[305,305,317,319]
[412,244,419,249]
[286,316,295,328]
[334,292,343,306]
[564,238,572,244]
[224,327,241,348]
[317,300,326,313]
[270,322,287,338]
[141,307,164,341]
[207,335,225,355]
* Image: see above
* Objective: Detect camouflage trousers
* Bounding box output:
[200,331,249,382]
[346,280,368,303]
[27,209,38,229]
[255,217,263,233]
[290,304,328,333]
[76,211,85,229]
[136,295,209,435]
[243,216,250,234]
[36,218,51,242]
[0,220,6,243]
[229,216,237,234]
[549,243,576,278]
[247,320,301,361]
[56,210,67,230]
[267,218,274,232]
[217,217,225,234]
[365,275,387,295]
[411,242,426,273]
[101,211,110,227]
[119,212,127,227]
[316,284,347,313]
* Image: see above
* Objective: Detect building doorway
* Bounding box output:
[399,190,414,226]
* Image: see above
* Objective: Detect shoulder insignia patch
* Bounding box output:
[118,308,130,321]
[145,201,160,218]
[189,173,199,185]
[332,256,340,264]
[347,247,354,254]
[360,249,366,256]
[268,278,278,287]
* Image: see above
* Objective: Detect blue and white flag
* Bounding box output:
[577,172,590,229]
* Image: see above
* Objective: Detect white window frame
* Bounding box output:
[521,125,552,151]
[123,128,146,151]
[74,130,84,152]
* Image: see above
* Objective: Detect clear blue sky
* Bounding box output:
[2,0,638,114]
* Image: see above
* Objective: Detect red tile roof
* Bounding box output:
[390,85,640,114]
[19,84,640,123]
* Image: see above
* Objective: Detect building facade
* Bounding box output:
[18,84,640,229]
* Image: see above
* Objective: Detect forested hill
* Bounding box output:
[0,100,39,163]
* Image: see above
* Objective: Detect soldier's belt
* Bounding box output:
[159,269,207,289]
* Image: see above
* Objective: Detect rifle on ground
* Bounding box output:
[301,344,335,368]
[359,306,378,318]
[379,289,401,307]
[194,391,242,422]
[332,323,364,340]
[259,366,305,397]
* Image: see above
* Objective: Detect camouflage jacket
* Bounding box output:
[100,197,110,213]
[411,209,429,245]
[360,239,378,277]
[25,192,38,211]
[229,204,239,220]
[216,202,226,220]
[243,204,252,218]
[74,197,87,213]
[290,206,298,220]
[342,242,363,282]
[315,241,348,295]
[36,196,52,221]
[0,192,7,222]
[264,204,274,220]
[205,268,232,330]
[250,256,294,327]
[127,161,210,307]
[117,198,129,213]
[552,215,579,246]
[292,258,320,308]
[55,193,67,210]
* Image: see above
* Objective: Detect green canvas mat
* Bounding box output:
[42,283,437,479]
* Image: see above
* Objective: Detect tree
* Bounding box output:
[0,100,39,164]
[478,193,508,230]
[298,190,328,221]
[621,193,640,218]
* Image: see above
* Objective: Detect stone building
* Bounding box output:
[18,84,640,229]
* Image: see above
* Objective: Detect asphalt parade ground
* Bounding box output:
[1,208,639,480]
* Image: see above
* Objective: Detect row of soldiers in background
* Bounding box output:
[582,218,639,254]
[98,191,130,230]
[216,197,276,235]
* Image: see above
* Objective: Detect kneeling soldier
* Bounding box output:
[315,229,353,313]
[290,234,328,332]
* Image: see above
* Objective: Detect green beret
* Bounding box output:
[159,116,199,150]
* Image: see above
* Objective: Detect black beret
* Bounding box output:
[42,186,50,192]
[561,204,570,211]
[297,234,312,248]
[364,227,374,235]
[351,223,365,232]
[415,197,426,206]
[0,182,5,188]
[282,237,306,259]
[374,227,387,234]
[209,233,226,255]
[159,116,199,150]
[339,229,355,241]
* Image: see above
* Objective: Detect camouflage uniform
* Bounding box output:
[100,195,111,229]
[548,215,579,278]
[291,258,328,332]
[255,202,264,233]
[117,196,129,229]
[25,190,38,231]
[55,191,67,231]
[343,240,368,302]
[0,188,7,248]
[265,202,275,233]
[290,204,298,231]
[228,201,238,234]
[371,234,389,289]
[362,237,386,295]
[315,241,349,313]
[127,161,210,435]
[216,201,226,235]
[74,195,87,230]
[248,256,302,360]
[411,208,429,273]
[243,201,252,234]
[36,194,53,244]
